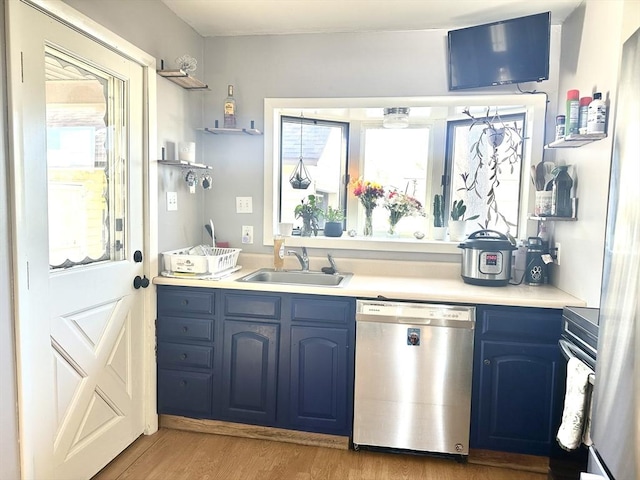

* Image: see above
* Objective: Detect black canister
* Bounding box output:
[525,237,547,286]
[551,166,573,217]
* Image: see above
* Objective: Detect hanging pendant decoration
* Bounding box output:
[289,115,312,189]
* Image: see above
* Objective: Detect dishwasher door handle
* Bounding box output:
[356,314,474,329]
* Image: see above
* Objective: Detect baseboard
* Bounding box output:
[159,415,350,450]
[469,448,549,474]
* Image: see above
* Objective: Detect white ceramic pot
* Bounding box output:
[432,226,447,241]
[448,220,467,242]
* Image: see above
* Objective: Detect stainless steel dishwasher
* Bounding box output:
[353,299,475,458]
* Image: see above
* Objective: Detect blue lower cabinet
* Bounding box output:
[289,326,350,434]
[157,287,356,435]
[471,306,564,456]
[220,320,279,425]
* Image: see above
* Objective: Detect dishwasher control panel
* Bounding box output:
[357,301,474,322]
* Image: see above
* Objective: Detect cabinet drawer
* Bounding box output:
[157,316,214,342]
[478,306,562,343]
[158,287,215,316]
[223,292,281,320]
[158,342,213,369]
[157,369,212,416]
[291,296,353,325]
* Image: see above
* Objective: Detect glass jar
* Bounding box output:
[551,166,573,217]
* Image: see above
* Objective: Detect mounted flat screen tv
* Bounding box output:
[448,12,551,90]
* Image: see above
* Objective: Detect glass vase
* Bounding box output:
[363,207,373,237]
[388,219,399,236]
[301,217,313,237]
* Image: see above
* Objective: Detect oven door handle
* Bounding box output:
[558,339,595,385]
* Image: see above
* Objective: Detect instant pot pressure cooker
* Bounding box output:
[458,230,516,286]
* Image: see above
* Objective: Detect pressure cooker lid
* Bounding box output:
[458,229,516,250]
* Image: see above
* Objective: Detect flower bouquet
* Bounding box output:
[384,189,425,235]
[351,178,384,236]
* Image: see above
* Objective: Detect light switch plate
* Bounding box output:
[236,196,253,214]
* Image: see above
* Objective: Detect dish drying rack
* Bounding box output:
[161,246,241,280]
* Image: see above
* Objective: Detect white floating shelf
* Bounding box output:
[545,132,606,149]
[157,69,209,90]
[529,215,577,221]
[158,159,212,170]
[201,127,263,135]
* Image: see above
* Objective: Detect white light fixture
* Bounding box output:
[383,107,410,128]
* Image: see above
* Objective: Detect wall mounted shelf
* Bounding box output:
[157,69,209,90]
[158,159,212,170]
[201,127,263,135]
[529,215,577,222]
[545,132,606,149]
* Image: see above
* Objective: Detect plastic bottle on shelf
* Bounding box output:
[565,89,580,136]
[555,115,566,141]
[578,96,592,134]
[551,166,573,217]
[223,84,237,129]
[587,92,606,135]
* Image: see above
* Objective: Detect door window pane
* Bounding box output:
[45,49,126,269]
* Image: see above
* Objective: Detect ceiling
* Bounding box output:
[161,0,583,37]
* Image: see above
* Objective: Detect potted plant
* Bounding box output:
[294,195,324,236]
[432,194,446,240]
[459,107,523,241]
[448,199,479,241]
[324,206,345,237]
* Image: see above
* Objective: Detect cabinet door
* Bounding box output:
[289,326,350,434]
[221,321,279,425]
[475,340,562,455]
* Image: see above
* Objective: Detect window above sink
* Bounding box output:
[263,94,547,254]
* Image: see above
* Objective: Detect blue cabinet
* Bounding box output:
[156,286,216,418]
[471,305,564,456]
[285,295,354,435]
[157,286,355,436]
[220,320,279,425]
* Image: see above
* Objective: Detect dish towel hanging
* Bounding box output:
[557,357,594,451]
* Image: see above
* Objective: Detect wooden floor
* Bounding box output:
[93,428,548,480]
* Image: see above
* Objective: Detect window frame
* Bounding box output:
[263,95,546,254]
[279,115,350,231]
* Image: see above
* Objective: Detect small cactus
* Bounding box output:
[451,199,479,221]
[433,194,444,227]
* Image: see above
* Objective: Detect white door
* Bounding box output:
[7,2,148,479]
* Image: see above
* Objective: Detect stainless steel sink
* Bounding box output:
[236,268,352,287]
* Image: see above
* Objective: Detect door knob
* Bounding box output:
[133,275,150,289]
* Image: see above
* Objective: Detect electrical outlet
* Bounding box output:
[166,191,178,211]
[236,196,253,214]
[555,242,561,265]
[242,226,254,244]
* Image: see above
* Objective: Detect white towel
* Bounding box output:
[556,357,594,451]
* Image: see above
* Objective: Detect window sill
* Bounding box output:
[277,235,462,254]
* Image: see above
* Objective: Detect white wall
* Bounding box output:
[62,0,208,253]
[0,0,21,476]
[551,0,639,306]
[201,28,563,258]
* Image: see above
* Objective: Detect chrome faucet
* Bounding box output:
[327,253,339,274]
[287,247,309,271]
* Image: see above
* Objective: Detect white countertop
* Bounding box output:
[154,253,586,310]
